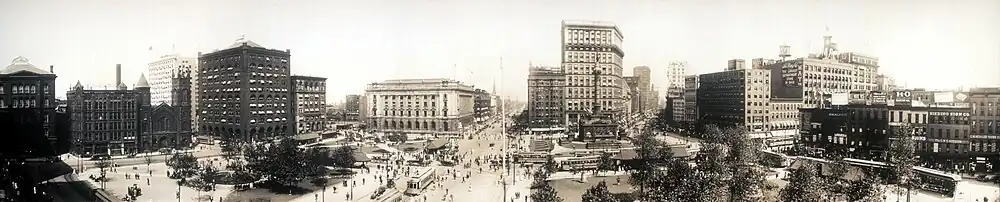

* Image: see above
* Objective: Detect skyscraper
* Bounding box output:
[148,54,195,106]
[560,20,626,124]
[666,62,687,122]
[197,36,293,142]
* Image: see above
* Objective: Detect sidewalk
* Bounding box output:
[288,167,391,202]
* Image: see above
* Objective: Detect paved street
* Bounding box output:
[80,161,234,202]
[410,120,532,202]
[64,144,223,173]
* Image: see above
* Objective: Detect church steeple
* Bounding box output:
[491,78,496,95]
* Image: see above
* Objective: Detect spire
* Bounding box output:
[492,79,497,94]
[135,74,150,88]
[73,81,83,90]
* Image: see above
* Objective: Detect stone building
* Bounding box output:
[364,79,475,137]
[291,75,327,134]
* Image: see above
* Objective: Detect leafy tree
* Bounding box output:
[628,127,675,201]
[167,152,199,171]
[543,155,558,174]
[186,177,214,202]
[531,169,549,189]
[658,160,710,201]
[720,126,766,202]
[780,162,826,202]
[531,182,563,202]
[245,137,315,190]
[596,151,616,175]
[329,146,355,168]
[887,125,919,201]
[846,174,885,202]
[220,141,241,161]
[581,181,617,202]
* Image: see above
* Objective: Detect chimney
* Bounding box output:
[115,64,122,85]
[49,65,54,73]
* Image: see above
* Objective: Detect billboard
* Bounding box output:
[934,92,954,103]
[870,91,887,105]
[830,93,849,105]
[893,90,912,105]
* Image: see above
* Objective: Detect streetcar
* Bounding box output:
[404,167,436,195]
[515,152,548,164]
[913,166,960,197]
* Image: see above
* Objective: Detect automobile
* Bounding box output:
[977,174,995,182]
[489,143,495,147]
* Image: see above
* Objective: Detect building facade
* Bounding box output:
[528,66,565,129]
[561,20,627,124]
[0,56,61,155]
[148,54,196,106]
[291,76,327,134]
[345,94,361,122]
[197,37,294,142]
[67,68,151,155]
[969,87,1000,170]
[474,88,492,123]
[633,66,655,111]
[697,68,771,133]
[837,52,880,92]
[767,97,801,152]
[364,79,475,137]
[623,76,642,114]
[666,62,686,122]
[681,75,699,127]
[726,59,745,71]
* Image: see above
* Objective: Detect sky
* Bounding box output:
[2,0,998,102]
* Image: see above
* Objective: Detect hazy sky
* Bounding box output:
[2,0,998,102]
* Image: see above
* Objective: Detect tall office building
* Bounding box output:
[364,79,475,137]
[767,35,867,109]
[291,76,327,134]
[624,76,642,114]
[681,75,699,126]
[197,36,293,142]
[697,69,771,133]
[666,62,687,122]
[527,66,565,129]
[837,52,880,91]
[633,66,655,111]
[560,20,626,124]
[148,54,196,106]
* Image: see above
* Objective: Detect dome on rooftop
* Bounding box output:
[1,56,53,75]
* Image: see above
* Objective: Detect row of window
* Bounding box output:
[374,109,446,117]
[1,84,50,95]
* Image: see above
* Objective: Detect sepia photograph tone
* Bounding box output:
[1,0,999,201]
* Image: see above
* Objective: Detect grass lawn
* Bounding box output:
[548,175,634,202]
[543,175,784,202]
[221,177,349,202]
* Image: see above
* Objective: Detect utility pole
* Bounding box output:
[501,56,508,202]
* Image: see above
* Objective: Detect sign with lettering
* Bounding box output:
[893,90,912,105]
[870,91,887,105]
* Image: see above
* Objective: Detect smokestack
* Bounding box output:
[115,64,121,85]
[49,65,54,73]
